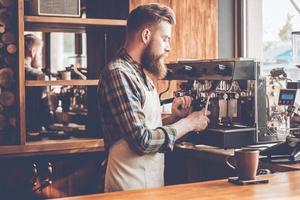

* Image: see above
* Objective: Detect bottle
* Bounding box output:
[56,100,63,112]
[55,100,69,125]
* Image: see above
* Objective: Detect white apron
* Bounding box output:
[104,66,164,192]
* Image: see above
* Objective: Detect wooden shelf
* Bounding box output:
[0,138,105,157]
[24,16,127,32]
[25,16,127,26]
[25,80,99,86]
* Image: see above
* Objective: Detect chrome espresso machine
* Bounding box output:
[164,59,296,149]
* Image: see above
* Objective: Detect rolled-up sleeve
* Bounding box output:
[101,67,177,155]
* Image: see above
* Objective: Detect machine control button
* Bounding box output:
[215,64,232,76]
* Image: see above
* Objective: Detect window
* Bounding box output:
[50,33,87,74]
[244,0,300,80]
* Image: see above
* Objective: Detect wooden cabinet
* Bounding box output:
[21,0,128,145]
[0,0,130,152]
[0,152,106,199]
[165,145,235,185]
[0,1,121,198]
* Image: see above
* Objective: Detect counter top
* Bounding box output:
[175,142,234,158]
[175,142,300,172]
[0,138,105,157]
[55,171,300,200]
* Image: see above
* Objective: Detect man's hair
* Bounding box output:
[126,3,175,37]
[24,34,42,57]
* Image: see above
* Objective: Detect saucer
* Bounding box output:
[228,177,269,185]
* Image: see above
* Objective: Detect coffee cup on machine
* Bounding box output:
[58,70,71,80]
[225,148,259,180]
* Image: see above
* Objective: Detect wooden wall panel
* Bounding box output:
[130,0,218,99]
[170,0,218,60]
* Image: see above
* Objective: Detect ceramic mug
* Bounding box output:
[226,148,259,180]
[59,70,71,80]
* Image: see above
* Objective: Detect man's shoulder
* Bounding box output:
[107,57,129,71]
[102,58,134,77]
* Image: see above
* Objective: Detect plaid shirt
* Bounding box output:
[97,50,177,155]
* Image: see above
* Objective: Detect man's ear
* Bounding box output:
[141,28,151,45]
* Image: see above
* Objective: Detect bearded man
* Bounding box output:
[97,3,210,192]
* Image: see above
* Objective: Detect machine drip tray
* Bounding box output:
[216,123,249,128]
[208,124,256,133]
[190,125,257,148]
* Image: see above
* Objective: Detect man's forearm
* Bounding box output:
[162,114,180,125]
[169,118,194,140]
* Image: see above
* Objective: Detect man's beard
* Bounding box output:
[32,55,42,69]
[141,42,168,79]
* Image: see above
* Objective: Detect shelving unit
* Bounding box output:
[25,80,99,86]
[24,16,127,26]
[20,1,126,149]
[24,15,127,32]
[0,0,129,155]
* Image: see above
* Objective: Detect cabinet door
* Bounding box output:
[0,157,34,199]
[0,152,105,199]
[38,152,105,198]
[165,149,235,185]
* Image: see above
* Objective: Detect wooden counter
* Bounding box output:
[175,142,234,161]
[165,143,236,184]
[55,171,300,200]
[174,143,300,172]
[0,138,105,157]
[260,158,300,172]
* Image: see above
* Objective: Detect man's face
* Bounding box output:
[141,21,172,79]
[31,44,43,69]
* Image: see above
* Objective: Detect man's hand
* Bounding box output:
[185,109,211,132]
[171,96,192,118]
[171,108,211,140]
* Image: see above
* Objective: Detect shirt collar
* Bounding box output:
[118,48,151,89]
[118,48,143,72]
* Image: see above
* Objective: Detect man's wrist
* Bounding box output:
[170,114,181,123]
[162,114,181,125]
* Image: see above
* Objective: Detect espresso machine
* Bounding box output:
[260,81,300,161]
[164,59,294,149]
